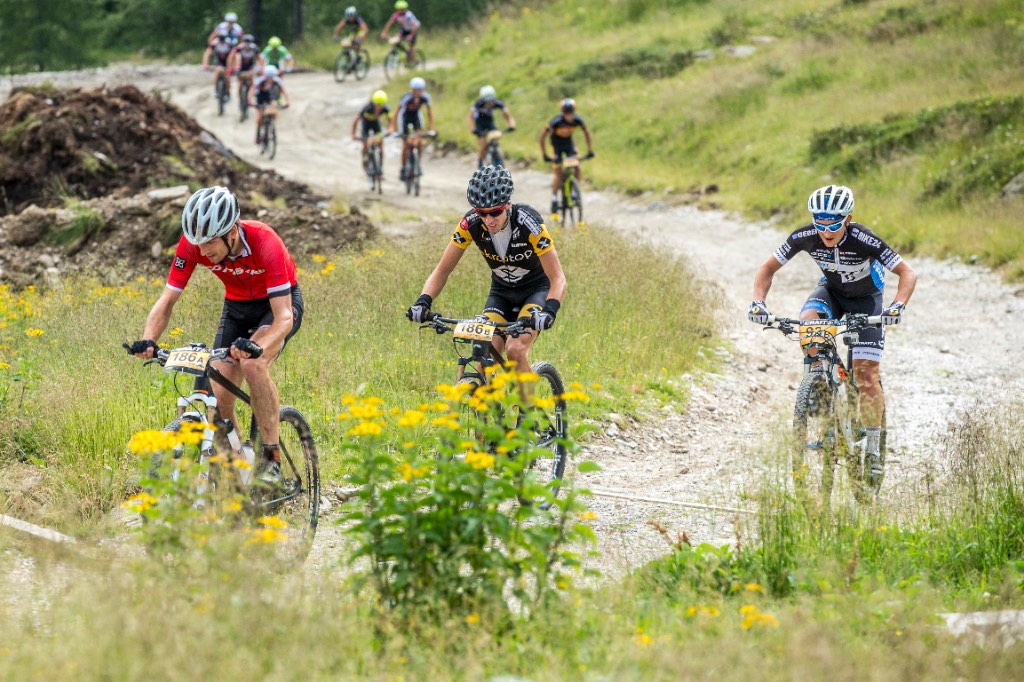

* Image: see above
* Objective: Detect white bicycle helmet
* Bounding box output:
[182,186,240,245]
[807,184,855,216]
[345,6,357,18]
[410,76,426,90]
[264,64,279,78]
[479,85,496,101]
[225,11,238,22]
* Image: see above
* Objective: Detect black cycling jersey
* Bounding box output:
[234,43,260,71]
[471,98,506,132]
[548,113,585,148]
[359,102,390,122]
[210,41,233,68]
[774,222,903,299]
[451,204,554,289]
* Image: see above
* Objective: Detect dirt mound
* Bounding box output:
[0,85,376,286]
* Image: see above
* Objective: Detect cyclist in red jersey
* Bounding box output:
[129,186,304,486]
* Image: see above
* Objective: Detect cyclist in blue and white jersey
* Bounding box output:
[748,185,917,489]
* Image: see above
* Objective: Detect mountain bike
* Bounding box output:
[552,152,592,227]
[257,101,287,160]
[759,314,888,505]
[361,133,385,194]
[125,341,320,559]
[382,35,426,81]
[418,313,568,505]
[483,127,514,168]
[400,128,437,197]
[214,69,230,116]
[237,73,253,122]
[333,37,370,82]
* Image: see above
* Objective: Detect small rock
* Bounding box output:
[147,185,190,201]
[724,45,757,58]
[150,241,163,259]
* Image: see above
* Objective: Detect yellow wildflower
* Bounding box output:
[311,254,326,263]
[127,429,180,454]
[245,528,287,545]
[0,362,9,370]
[465,450,494,470]
[24,328,44,337]
[398,463,430,482]
[122,491,157,513]
[465,613,480,624]
[258,515,288,529]
[577,511,598,521]
[532,396,556,410]
[431,415,460,430]
[398,409,426,427]
[745,583,763,593]
[168,327,184,337]
[320,262,336,276]
[348,420,384,437]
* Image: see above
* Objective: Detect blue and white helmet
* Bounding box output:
[182,186,240,245]
[410,76,426,90]
[264,64,279,78]
[807,184,855,216]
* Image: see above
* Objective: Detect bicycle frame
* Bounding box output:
[763,313,885,500]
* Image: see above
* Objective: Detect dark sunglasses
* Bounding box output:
[474,203,509,217]
[812,213,846,232]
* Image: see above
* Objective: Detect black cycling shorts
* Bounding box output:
[401,113,422,132]
[214,285,304,355]
[801,283,884,361]
[482,281,547,322]
[360,120,382,137]
[474,121,497,138]
[551,141,578,163]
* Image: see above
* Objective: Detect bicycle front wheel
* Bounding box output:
[410,49,426,70]
[517,361,568,506]
[333,49,351,82]
[383,49,399,81]
[255,405,319,562]
[266,118,277,160]
[239,81,250,122]
[793,372,839,505]
[216,77,227,116]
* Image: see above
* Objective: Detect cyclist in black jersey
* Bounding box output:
[407,165,567,385]
[540,98,593,215]
[351,90,391,173]
[748,185,917,487]
[469,85,516,168]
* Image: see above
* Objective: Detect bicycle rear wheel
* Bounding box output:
[333,49,351,82]
[793,371,839,505]
[404,151,416,195]
[410,49,426,70]
[517,361,568,507]
[414,151,421,197]
[355,49,370,80]
[490,142,504,168]
[252,405,319,562]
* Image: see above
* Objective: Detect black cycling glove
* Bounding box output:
[407,294,433,323]
[232,337,264,358]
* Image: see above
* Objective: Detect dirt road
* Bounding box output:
[5,64,1022,575]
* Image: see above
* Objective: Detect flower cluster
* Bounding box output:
[740,604,780,630]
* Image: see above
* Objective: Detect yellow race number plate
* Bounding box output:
[799,323,838,347]
[164,348,212,375]
[453,320,495,342]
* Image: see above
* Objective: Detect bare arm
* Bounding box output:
[752,255,784,302]
[421,243,467,300]
[425,104,434,131]
[539,126,550,157]
[538,249,567,304]
[137,287,183,357]
[503,107,516,129]
[890,261,917,306]
[580,123,593,153]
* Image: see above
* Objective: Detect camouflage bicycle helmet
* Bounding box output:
[467,165,514,209]
[807,184,855,217]
[181,186,240,245]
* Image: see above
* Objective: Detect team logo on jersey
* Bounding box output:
[519,210,542,235]
[494,265,532,284]
[174,256,187,270]
[453,231,468,245]
[537,237,551,251]
[853,229,881,248]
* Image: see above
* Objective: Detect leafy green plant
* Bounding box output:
[340,379,600,623]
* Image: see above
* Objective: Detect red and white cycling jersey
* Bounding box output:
[166,220,297,301]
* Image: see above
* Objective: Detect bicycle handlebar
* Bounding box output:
[762,314,884,336]
[420,312,533,338]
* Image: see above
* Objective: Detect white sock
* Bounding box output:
[864,427,881,455]
[552,194,559,203]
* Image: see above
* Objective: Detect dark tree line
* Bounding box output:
[0,0,492,73]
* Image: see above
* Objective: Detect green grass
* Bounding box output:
[3,404,1024,680]
[401,0,1024,275]
[0,228,718,527]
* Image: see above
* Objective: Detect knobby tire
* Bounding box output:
[793,372,840,506]
[517,361,569,507]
